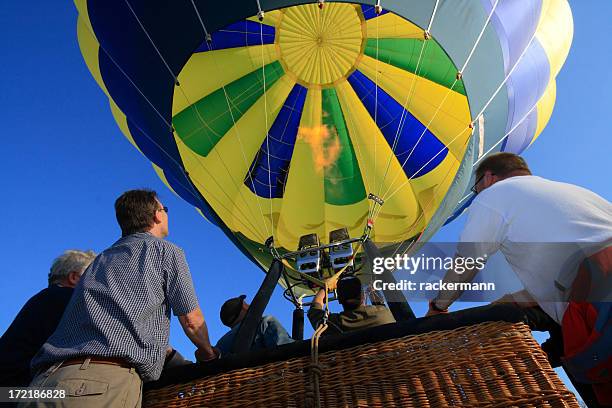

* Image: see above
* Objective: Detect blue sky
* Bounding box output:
[1,0,610,400]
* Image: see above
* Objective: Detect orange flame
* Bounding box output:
[297,124,342,173]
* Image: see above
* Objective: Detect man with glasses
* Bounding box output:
[24,190,218,408]
[427,152,611,406]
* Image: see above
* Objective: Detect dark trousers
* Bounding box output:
[522,306,608,408]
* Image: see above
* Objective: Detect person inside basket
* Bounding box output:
[24,189,219,408]
[308,276,395,336]
[425,152,611,407]
[0,249,96,387]
[215,295,294,355]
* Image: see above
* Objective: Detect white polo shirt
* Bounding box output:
[457,176,612,323]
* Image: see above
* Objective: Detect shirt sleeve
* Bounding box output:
[457,200,508,259]
[164,245,199,316]
[307,303,325,330]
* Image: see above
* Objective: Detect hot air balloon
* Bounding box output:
[74,2,583,406]
[74,0,572,302]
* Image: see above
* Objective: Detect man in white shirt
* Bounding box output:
[426,152,611,406]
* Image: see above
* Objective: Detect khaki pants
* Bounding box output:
[18,359,142,408]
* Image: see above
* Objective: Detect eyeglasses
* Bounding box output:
[470,174,485,195]
[157,206,169,213]
[470,172,496,194]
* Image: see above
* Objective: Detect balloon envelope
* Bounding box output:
[75,0,572,291]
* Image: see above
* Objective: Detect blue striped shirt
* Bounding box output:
[31,232,199,381]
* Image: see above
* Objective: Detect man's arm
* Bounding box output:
[177,307,218,361]
[307,288,327,329]
[426,258,481,316]
[164,246,218,361]
[312,287,326,307]
[427,201,506,316]
[307,274,339,328]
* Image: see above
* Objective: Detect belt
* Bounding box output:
[61,356,133,369]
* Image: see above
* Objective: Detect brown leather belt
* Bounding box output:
[61,356,133,369]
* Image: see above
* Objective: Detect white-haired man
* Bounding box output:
[0,250,96,386]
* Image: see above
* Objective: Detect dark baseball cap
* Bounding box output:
[220,295,246,327]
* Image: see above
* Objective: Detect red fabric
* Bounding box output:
[569,247,611,302]
[590,247,612,273]
[562,303,612,405]
[561,246,612,405]
[562,302,599,358]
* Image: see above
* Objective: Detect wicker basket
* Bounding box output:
[143,321,580,407]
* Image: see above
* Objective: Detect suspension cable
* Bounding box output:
[377,0,500,207]
[256,0,277,248]
[81,8,265,238]
[124,0,273,239]
[374,0,440,221]
[186,0,275,239]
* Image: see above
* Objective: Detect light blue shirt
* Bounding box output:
[216,315,294,355]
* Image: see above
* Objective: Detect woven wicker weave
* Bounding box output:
[143,321,580,407]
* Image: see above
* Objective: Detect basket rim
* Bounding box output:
[146,304,527,391]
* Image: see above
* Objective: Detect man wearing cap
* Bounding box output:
[215,295,294,355]
[308,276,395,336]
